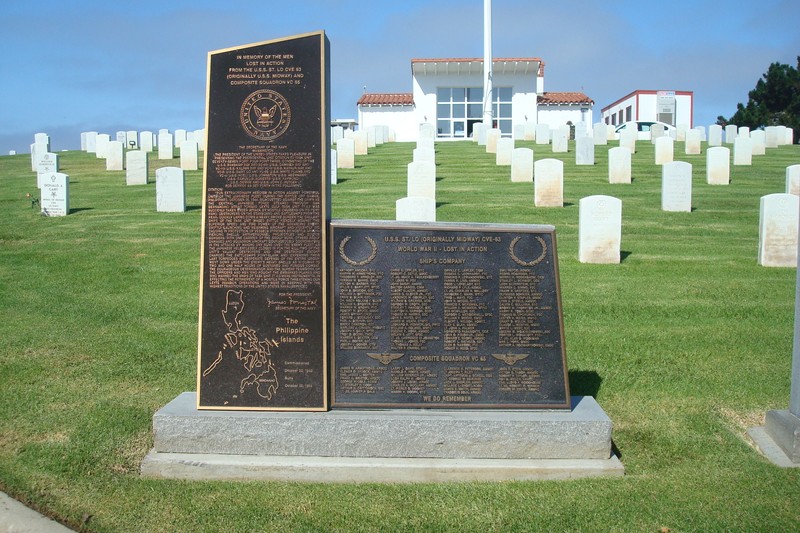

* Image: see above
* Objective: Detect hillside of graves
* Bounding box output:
[1,135,799,531]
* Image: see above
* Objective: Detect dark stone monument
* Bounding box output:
[197,32,330,410]
[330,220,570,409]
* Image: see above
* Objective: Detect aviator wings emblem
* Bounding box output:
[492,353,529,366]
[366,353,404,365]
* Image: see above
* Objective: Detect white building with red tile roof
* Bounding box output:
[356,57,594,142]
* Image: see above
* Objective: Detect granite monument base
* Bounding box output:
[141,392,623,482]
[748,409,800,467]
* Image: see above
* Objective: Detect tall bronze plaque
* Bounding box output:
[331,220,570,409]
[197,32,330,410]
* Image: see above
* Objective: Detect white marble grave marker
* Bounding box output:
[407,161,436,201]
[36,152,58,188]
[396,196,436,222]
[706,146,730,185]
[575,136,594,165]
[579,195,622,264]
[654,136,674,165]
[662,161,692,212]
[511,147,534,183]
[733,137,753,166]
[180,140,199,171]
[85,131,97,153]
[708,125,723,146]
[140,131,154,152]
[608,146,632,184]
[619,128,636,154]
[156,167,186,212]
[126,151,148,185]
[95,134,111,159]
[551,127,568,153]
[685,129,701,155]
[724,125,737,144]
[106,141,124,171]
[786,165,800,196]
[751,130,766,155]
[534,159,563,207]
[496,138,514,165]
[535,124,550,145]
[486,128,501,153]
[330,149,337,185]
[158,133,174,160]
[353,131,369,155]
[40,172,69,216]
[336,138,355,169]
[413,147,435,164]
[419,123,435,140]
[473,123,487,145]
[758,193,799,267]
[593,122,608,146]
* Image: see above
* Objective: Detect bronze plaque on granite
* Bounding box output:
[330,220,570,409]
[197,32,330,410]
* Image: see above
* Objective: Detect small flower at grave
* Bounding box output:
[26,192,40,208]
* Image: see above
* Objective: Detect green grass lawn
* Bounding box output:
[1,138,799,531]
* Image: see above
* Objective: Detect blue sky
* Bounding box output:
[1,0,798,154]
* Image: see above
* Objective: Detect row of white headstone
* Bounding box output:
[333,125,396,170]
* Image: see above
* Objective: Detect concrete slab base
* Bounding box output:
[141,392,623,482]
[749,410,800,468]
[141,452,624,483]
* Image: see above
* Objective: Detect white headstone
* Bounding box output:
[413,147,436,164]
[419,123,435,140]
[534,159,563,207]
[706,146,730,185]
[40,172,69,216]
[608,146,632,184]
[473,123,487,145]
[331,126,344,144]
[115,131,127,145]
[708,125,723,147]
[366,128,376,148]
[524,121,536,141]
[758,193,799,267]
[336,138,355,169]
[496,138,514,165]
[776,126,788,146]
[174,129,187,148]
[765,126,780,148]
[126,130,139,150]
[140,131,154,152]
[193,128,206,151]
[724,124,737,144]
[593,122,608,146]
[180,140,199,171]
[751,130,767,155]
[486,128,501,154]
[551,128,568,153]
[654,136,674,165]
[396,196,436,222]
[786,165,800,196]
[158,133,174,160]
[95,134,111,159]
[579,195,622,264]
[575,136,594,165]
[353,131,369,155]
[513,124,525,141]
[85,131,98,153]
[407,161,436,200]
[106,141,124,171]
[535,124,550,145]
[34,133,50,151]
[676,124,688,141]
[733,137,753,166]
[416,138,435,151]
[156,167,186,212]
[330,149,338,185]
[619,128,636,154]
[36,152,59,188]
[785,128,795,146]
[511,147,534,183]
[126,150,148,185]
[662,161,692,212]
[685,129,702,155]
[738,126,750,139]
[650,123,666,143]
[80,132,88,151]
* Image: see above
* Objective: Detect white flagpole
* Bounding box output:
[483,0,493,128]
